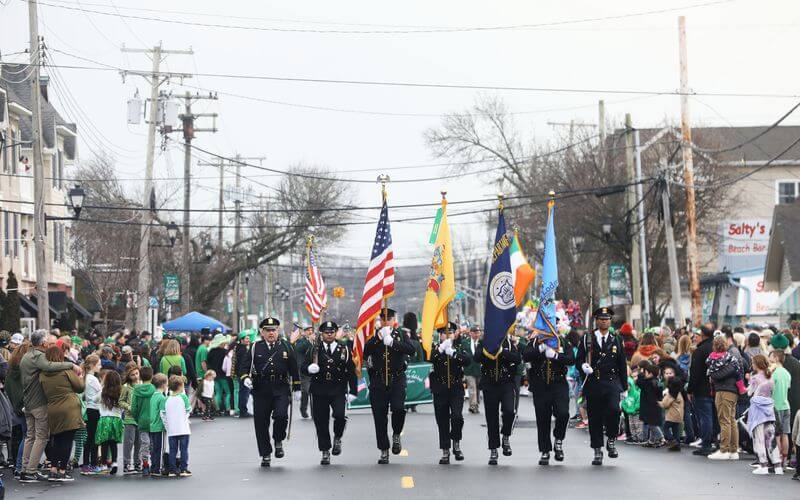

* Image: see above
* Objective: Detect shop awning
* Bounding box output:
[68,297,92,319]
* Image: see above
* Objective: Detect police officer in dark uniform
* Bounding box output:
[474,334,521,465]
[363,308,416,465]
[575,307,628,466]
[429,322,470,465]
[240,317,301,467]
[294,325,315,419]
[523,331,575,465]
[300,321,358,465]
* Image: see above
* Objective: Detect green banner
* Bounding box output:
[428,208,443,244]
[163,274,180,304]
[348,362,434,409]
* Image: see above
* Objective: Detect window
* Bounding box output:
[13,213,19,257]
[1,131,7,172]
[2,211,7,256]
[777,181,800,205]
[57,150,64,189]
[13,127,20,175]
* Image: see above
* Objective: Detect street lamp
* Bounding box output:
[203,241,213,261]
[67,185,86,217]
[166,222,178,247]
[571,235,585,253]
[601,220,613,241]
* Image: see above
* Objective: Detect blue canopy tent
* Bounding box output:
[161,311,232,333]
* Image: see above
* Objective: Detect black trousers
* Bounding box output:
[433,389,464,449]
[252,391,290,457]
[84,408,100,466]
[50,429,77,470]
[530,380,570,452]
[312,393,347,451]
[482,383,516,449]
[584,380,622,449]
[368,381,406,450]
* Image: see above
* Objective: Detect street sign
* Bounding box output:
[608,263,631,305]
[149,296,159,309]
[163,274,180,304]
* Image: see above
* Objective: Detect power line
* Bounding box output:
[33,0,734,35]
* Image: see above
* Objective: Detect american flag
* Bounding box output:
[304,244,327,322]
[353,200,394,372]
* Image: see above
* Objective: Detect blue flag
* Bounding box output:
[534,200,559,348]
[483,210,517,354]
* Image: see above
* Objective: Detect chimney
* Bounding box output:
[39,75,49,102]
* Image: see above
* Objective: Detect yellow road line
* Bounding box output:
[399,449,409,457]
[401,476,415,489]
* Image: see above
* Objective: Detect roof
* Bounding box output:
[0,64,77,157]
[763,203,800,290]
[631,126,800,164]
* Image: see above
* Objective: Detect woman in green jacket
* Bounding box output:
[158,340,187,377]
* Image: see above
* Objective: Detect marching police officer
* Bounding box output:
[294,325,315,419]
[300,321,358,465]
[474,334,521,465]
[575,307,628,466]
[429,322,469,464]
[523,332,575,465]
[363,308,416,464]
[240,317,301,467]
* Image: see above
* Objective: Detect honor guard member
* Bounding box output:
[576,307,628,466]
[363,308,416,464]
[522,331,575,465]
[294,325,315,419]
[474,334,521,465]
[301,321,358,465]
[241,317,301,467]
[429,322,470,464]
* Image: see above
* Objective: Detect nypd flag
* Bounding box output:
[483,209,517,354]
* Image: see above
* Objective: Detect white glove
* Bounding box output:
[346,394,358,403]
[445,346,455,357]
[538,343,546,353]
[308,363,320,374]
[383,333,394,347]
[293,391,302,402]
[545,347,557,359]
[581,363,594,375]
[621,391,628,400]
[438,343,447,354]
[379,326,393,338]
[243,377,253,390]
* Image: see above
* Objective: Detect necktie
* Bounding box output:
[472,340,476,354]
[329,344,335,355]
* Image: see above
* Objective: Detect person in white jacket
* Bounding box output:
[161,375,192,477]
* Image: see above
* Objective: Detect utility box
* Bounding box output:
[126,97,142,125]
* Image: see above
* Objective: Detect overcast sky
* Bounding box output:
[2,0,799,272]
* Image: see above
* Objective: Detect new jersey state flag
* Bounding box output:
[420,198,455,359]
[483,209,517,354]
[533,198,559,348]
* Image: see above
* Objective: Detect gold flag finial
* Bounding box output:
[377,174,390,201]
[498,192,505,211]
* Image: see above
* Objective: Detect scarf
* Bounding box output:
[638,344,657,358]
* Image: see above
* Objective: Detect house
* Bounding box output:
[0,63,84,331]
[763,202,800,323]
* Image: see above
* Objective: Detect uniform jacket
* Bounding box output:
[575,330,628,391]
[243,338,301,395]
[39,369,85,435]
[428,341,470,394]
[522,336,575,386]
[459,337,482,377]
[363,328,415,390]
[300,340,358,397]
[473,338,521,388]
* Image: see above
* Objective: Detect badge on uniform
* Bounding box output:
[612,345,617,354]
[282,351,288,359]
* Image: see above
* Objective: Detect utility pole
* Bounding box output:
[218,160,224,246]
[678,16,702,326]
[176,91,217,313]
[121,43,192,332]
[633,129,651,327]
[624,113,642,330]
[659,163,685,328]
[28,0,49,330]
[234,154,242,331]
[597,100,608,307]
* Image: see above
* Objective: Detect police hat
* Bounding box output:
[436,322,459,334]
[259,317,280,330]
[319,321,338,333]
[379,308,397,321]
[593,307,614,320]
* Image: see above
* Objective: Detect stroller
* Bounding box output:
[737,408,754,456]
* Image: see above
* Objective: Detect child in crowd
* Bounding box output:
[200,369,216,421]
[131,366,156,475]
[149,373,168,477]
[659,365,684,452]
[162,375,192,477]
[621,364,642,443]
[80,354,102,475]
[636,361,664,447]
[769,348,791,469]
[792,408,800,480]
[747,354,782,475]
[120,364,141,474]
[95,370,124,475]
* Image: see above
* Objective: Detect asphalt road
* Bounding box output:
[8,396,799,499]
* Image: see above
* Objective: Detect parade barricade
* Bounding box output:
[348,362,434,409]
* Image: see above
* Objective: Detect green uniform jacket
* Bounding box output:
[294,337,313,363]
[459,337,482,377]
[148,391,167,433]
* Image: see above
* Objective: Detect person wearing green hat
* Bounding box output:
[769,337,792,470]
[234,331,253,417]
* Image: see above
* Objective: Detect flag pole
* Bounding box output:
[441,190,452,387]
[307,234,321,366]
[380,174,390,387]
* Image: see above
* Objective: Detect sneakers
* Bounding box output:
[616,433,627,442]
[693,448,714,456]
[753,466,770,475]
[168,471,178,478]
[19,471,48,482]
[110,462,118,475]
[575,420,588,429]
[728,453,740,461]
[48,472,74,482]
[708,451,731,460]
[689,438,703,448]
[180,470,192,477]
[774,467,784,475]
[123,465,138,475]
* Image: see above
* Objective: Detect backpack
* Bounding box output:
[0,391,14,441]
